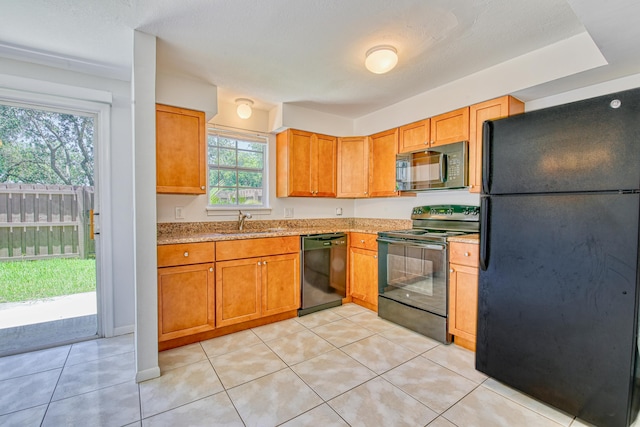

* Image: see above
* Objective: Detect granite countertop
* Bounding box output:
[157,218,412,245]
[448,233,480,244]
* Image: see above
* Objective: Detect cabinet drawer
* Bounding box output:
[350,232,378,251]
[158,242,215,267]
[216,236,300,261]
[449,242,479,267]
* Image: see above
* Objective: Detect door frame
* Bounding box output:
[0,84,114,338]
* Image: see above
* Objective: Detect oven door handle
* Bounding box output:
[377,238,445,251]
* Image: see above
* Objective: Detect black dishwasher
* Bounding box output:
[299,233,347,316]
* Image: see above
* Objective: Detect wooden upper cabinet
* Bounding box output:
[314,133,338,197]
[369,128,399,197]
[430,107,470,148]
[468,96,524,193]
[398,119,430,153]
[276,129,336,197]
[156,104,206,194]
[337,136,369,198]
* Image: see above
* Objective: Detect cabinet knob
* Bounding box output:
[201,186,205,190]
[360,239,365,243]
[364,192,368,195]
[209,267,213,272]
[257,261,261,266]
[424,141,428,145]
[374,255,377,259]
[464,252,470,257]
[430,140,434,145]
[184,251,189,257]
[450,268,454,273]
[263,261,267,265]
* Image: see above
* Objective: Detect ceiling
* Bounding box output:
[1,0,639,118]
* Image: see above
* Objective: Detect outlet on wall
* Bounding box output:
[336,207,343,216]
[175,206,185,219]
[284,207,294,218]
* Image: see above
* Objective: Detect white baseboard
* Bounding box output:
[113,325,134,336]
[136,366,161,383]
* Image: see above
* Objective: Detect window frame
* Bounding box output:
[205,127,270,213]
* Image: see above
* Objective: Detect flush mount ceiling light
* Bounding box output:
[365,45,398,74]
[235,98,254,119]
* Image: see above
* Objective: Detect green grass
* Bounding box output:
[0,258,96,303]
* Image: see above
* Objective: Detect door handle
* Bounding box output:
[482,121,493,194]
[479,197,490,271]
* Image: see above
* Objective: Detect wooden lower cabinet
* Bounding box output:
[215,258,262,327]
[216,252,300,328]
[262,253,300,316]
[158,263,215,342]
[349,246,378,311]
[448,241,480,351]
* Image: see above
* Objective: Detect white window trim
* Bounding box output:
[0,83,115,338]
[206,126,270,213]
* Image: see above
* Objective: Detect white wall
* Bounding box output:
[354,191,480,218]
[156,72,218,120]
[132,30,160,382]
[0,57,136,335]
[525,72,640,111]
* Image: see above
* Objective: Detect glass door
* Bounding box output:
[0,101,100,355]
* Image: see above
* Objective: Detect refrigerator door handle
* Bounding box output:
[482,121,493,194]
[480,197,490,271]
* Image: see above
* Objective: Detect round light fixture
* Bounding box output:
[235,98,254,119]
[365,45,398,74]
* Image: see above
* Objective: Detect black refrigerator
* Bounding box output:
[477,87,640,427]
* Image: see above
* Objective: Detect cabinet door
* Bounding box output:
[314,133,337,197]
[468,96,524,193]
[430,107,470,148]
[156,104,206,194]
[262,253,300,316]
[158,263,215,341]
[369,128,399,197]
[398,119,430,153]
[216,258,261,327]
[449,263,479,350]
[337,136,369,198]
[349,247,378,310]
[288,129,314,197]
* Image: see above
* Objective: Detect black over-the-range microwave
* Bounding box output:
[395,141,468,191]
[396,141,469,191]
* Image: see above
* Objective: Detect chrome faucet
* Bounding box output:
[238,210,252,231]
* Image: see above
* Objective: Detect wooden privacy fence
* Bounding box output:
[0,183,95,261]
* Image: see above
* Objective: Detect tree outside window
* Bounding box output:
[207,131,267,207]
[0,104,94,186]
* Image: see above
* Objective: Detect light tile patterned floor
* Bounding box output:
[0,303,604,426]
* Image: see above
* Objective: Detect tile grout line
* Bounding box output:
[201,340,247,426]
[38,343,72,426]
